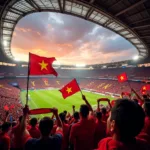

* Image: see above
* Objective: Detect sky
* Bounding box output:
[11,12,138,65]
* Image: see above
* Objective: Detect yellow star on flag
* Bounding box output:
[66,87,72,94]
[120,76,124,80]
[39,60,48,70]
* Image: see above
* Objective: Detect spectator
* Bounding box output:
[101,107,108,122]
[25,107,63,150]
[0,122,11,150]
[143,102,150,136]
[98,99,150,150]
[28,118,40,138]
[138,101,150,143]
[70,95,96,150]
[59,112,70,150]
[94,112,106,148]
[72,111,79,124]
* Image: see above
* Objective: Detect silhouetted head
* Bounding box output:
[39,117,53,136]
[107,99,145,142]
[80,104,89,118]
[30,118,38,127]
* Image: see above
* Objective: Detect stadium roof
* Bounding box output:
[0,0,150,63]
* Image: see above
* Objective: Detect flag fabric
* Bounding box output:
[117,73,128,82]
[4,105,9,111]
[29,53,58,76]
[141,85,150,94]
[10,104,15,110]
[59,79,80,99]
[29,108,52,115]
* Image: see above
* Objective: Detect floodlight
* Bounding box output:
[14,58,20,61]
[133,55,139,60]
[3,41,8,47]
[76,64,86,67]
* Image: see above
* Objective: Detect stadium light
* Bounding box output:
[53,61,60,65]
[102,65,107,68]
[3,41,8,46]
[133,55,139,60]
[76,64,86,67]
[14,58,20,61]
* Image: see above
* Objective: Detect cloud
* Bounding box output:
[11,12,138,65]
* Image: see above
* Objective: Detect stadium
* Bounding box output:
[0,0,150,150]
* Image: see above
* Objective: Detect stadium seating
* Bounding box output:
[1,66,150,79]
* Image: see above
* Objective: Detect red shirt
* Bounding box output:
[62,123,70,150]
[0,132,10,150]
[137,116,150,143]
[102,114,109,122]
[94,119,106,148]
[98,137,150,150]
[51,125,57,135]
[28,127,41,138]
[11,125,31,148]
[70,116,96,150]
[143,116,150,136]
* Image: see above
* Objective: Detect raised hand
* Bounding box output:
[51,108,58,116]
[23,105,29,116]
[82,95,86,101]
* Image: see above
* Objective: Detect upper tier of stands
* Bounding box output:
[0,66,150,80]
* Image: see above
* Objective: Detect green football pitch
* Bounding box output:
[21,89,114,118]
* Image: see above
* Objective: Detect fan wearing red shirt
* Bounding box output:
[0,122,11,150]
[70,95,96,150]
[59,112,70,150]
[11,115,31,149]
[138,101,150,142]
[23,106,63,150]
[101,107,109,122]
[28,118,40,138]
[143,101,150,136]
[98,99,150,150]
[94,112,106,148]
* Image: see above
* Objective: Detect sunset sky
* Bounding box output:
[11,12,138,65]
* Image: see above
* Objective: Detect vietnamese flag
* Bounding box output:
[29,53,58,76]
[117,72,128,82]
[59,79,80,99]
[141,85,150,94]
[4,105,9,111]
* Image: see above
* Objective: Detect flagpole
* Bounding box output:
[127,80,132,90]
[75,78,83,96]
[26,53,30,105]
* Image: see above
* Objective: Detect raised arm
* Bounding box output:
[51,108,63,129]
[97,99,100,112]
[82,95,93,112]
[21,105,29,133]
[72,105,75,114]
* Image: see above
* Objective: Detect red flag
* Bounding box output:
[10,104,15,109]
[117,73,128,82]
[4,105,9,111]
[141,85,150,94]
[59,79,80,99]
[29,53,58,76]
[29,108,52,115]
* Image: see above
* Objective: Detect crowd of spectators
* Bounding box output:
[0,92,150,150]
[0,80,22,124]
[1,78,147,95]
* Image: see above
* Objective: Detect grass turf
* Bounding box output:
[21,89,114,118]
